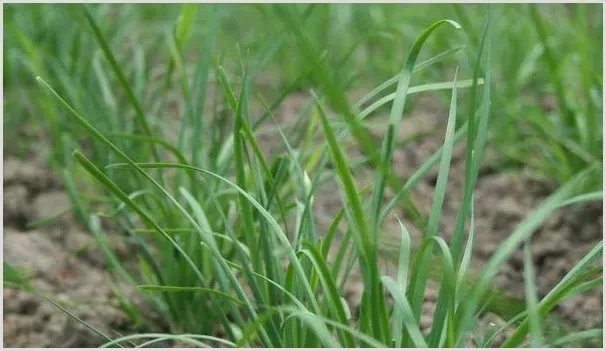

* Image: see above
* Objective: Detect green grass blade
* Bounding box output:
[423,236,457,347]
[36,76,245,339]
[548,329,603,348]
[407,67,459,332]
[3,262,33,292]
[105,161,323,316]
[274,4,427,237]
[175,4,199,45]
[80,5,159,162]
[523,241,544,347]
[321,209,345,259]
[382,276,428,348]
[310,90,389,341]
[449,5,493,264]
[371,19,461,236]
[557,191,603,208]
[457,166,598,345]
[138,285,244,305]
[379,121,468,223]
[391,215,411,348]
[502,239,603,347]
[108,133,189,165]
[529,4,573,127]
[101,333,234,348]
[427,67,459,239]
[300,243,356,347]
[46,298,116,345]
[191,4,217,167]
[353,45,465,110]
[357,78,481,121]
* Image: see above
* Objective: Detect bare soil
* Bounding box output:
[3,93,602,347]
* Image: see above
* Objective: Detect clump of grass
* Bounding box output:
[5,3,603,348]
[456,4,603,192]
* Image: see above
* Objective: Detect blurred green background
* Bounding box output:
[4,3,603,191]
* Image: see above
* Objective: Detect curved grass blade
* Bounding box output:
[407,67,459,336]
[391,215,411,348]
[178,186,249,330]
[357,78,481,121]
[274,4,427,236]
[382,276,428,348]
[523,241,544,347]
[421,236,457,347]
[101,333,233,348]
[371,19,461,237]
[108,133,189,165]
[237,305,388,348]
[300,242,356,347]
[548,329,603,348]
[353,45,465,110]
[36,75,282,342]
[378,121,468,222]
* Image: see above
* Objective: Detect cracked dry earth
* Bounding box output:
[3,94,603,347]
[3,158,165,347]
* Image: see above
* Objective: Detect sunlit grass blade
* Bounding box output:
[175,4,199,45]
[556,191,602,208]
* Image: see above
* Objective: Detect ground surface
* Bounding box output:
[3,94,602,347]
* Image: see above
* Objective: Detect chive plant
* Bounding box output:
[5,3,603,348]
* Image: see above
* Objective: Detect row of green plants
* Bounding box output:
[4,3,603,347]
